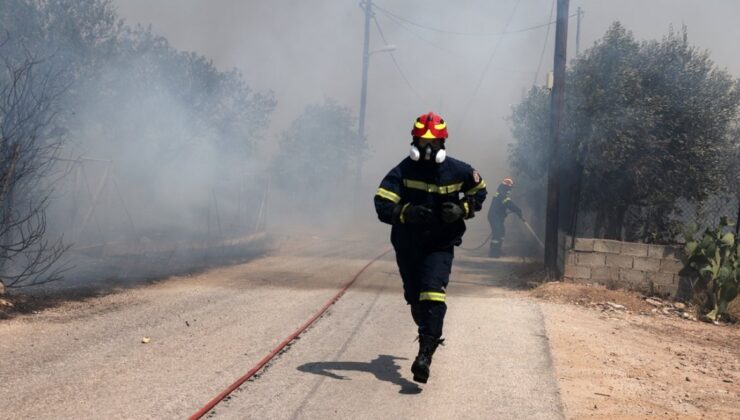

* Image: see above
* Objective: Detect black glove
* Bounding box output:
[440,202,465,223]
[403,204,434,224]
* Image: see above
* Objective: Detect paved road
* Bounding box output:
[0,233,563,419]
[212,253,563,419]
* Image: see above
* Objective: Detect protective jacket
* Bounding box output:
[488,191,522,223]
[374,157,487,252]
[487,189,522,245]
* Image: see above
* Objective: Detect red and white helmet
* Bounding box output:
[409,112,448,163]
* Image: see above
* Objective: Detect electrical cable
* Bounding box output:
[375,11,547,78]
[373,2,491,36]
[373,2,575,37]
[534,0,556,86]
[372,15,421,99]
[456,0,523,129]
[375,10,465,59]
[372,2,579,93]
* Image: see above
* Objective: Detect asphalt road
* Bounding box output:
[0,233,563,419]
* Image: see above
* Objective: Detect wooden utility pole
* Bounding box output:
[544,0,570,278]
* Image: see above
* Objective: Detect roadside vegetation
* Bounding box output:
[509,22,740,243]
[0,0,276,289]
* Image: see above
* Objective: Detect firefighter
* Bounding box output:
[487,178,523,257]
[374,112,487,384]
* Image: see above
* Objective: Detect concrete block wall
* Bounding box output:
[564,238,683,296]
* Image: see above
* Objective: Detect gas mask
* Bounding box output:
[410,137,446,163]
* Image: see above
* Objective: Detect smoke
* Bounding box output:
[8,0,737,280]
[99,0,740,254]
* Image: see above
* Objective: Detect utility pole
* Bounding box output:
[358,0,372,153]
[576,6,583,56]
[355,0,372,193]
[544,0,570,279]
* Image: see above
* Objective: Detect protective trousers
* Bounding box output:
[489,216,505,257]
[395,247,453,339]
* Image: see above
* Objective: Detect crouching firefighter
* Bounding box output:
[374,112,487,383]
[487,178,523,257]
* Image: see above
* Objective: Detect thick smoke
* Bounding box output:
[113,1,740,233]
[4,0,739,288]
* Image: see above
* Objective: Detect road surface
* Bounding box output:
[0,232,563,419]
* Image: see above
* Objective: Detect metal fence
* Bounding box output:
[567,195,739,245]
[48,158,268,250]
[552,160,739,276]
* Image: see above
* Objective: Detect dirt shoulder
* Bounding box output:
[533,282,740,419]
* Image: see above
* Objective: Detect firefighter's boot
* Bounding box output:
[489,239,502,258]
[411,334,444,383]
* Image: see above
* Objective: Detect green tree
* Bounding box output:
[509,23,740,241]
[272,99,363,210]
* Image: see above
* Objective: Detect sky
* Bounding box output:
[112,0,740,192]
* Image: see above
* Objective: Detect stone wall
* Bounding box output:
[564,238,684,296]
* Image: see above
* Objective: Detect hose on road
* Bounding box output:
[189,248,392,420]
[459,232,492,251]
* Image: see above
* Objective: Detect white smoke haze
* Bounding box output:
[49,50,269,243]
[112,0,740,220]
[4,0,739,288]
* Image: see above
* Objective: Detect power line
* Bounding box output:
[534,0,556,85]
[372,16,421,99]
[373,2,576,37]
[376,9,465,59]
[373,3,496,36]
[457,0,523,128]
[375,11,551,78]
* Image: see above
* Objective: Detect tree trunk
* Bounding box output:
[0,144,21,274]
[594,208,605,238]
[604,205,628,240]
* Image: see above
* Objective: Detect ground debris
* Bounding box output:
[605,302,626,311]
[646,298,663,307]
[529,282,709,323]
[537,287,740,420]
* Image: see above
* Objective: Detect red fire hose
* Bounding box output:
[189,248,392,419]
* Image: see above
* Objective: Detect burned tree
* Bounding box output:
[0,41,71,288]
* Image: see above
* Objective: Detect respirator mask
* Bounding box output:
[410,137,446,163]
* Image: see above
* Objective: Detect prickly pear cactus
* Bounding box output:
[679,217,739,322]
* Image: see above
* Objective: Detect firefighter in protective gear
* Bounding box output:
[487,178,523,257]
[374,112,487,384]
